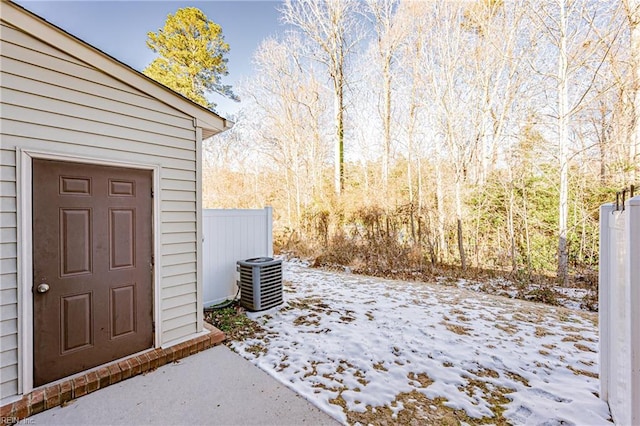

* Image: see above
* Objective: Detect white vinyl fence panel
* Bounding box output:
[599,196,640,426]
[203,208,273,307]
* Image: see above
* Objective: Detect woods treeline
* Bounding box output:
[203,0,639,287]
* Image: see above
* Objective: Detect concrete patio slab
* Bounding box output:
[30,345,339,425]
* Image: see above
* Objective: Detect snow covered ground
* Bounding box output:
[231,261,611,425]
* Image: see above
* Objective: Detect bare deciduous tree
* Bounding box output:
[242,34,330,227]
[280,0,360,196]
[365,0,405,192]
[530,0,622,284]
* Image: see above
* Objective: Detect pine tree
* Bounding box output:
[144,7,237,110]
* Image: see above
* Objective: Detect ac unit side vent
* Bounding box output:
[237,257,283,311]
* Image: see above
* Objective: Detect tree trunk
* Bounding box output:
[407,70,417,243]
[508,189,517,273]
[435,161,446,263]
[335,78,345,196]
[382,57,392,191]
[522,183,532,277]
[557,0,569,286]
[597,101,609,184]
[417,157,423,212]
[455,172,466,271]
[457,218,466,271]
[629,0,640,183]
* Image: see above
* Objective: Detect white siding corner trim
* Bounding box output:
[17,149,162,396]
[195,127,204,334]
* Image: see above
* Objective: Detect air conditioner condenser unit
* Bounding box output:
[237,257,283,311]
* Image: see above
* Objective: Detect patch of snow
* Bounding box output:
[232,262,610,425]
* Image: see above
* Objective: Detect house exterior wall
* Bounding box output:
[0,21,203,401]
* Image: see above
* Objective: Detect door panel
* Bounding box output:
[61,293,92,353]
[110,284,136,338]
[60,208,92,276]
[33,159,153,386]
[110,208,135,269]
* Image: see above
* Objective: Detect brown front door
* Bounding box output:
[33,159,153,386]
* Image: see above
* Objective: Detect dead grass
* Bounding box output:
[330,390,461,426]
[472,368,500,379]
[443,322,472,335]
[535,326,554,337]
[504,371,530,387]
[321,362,517,425]
[373,361,388,371]
[340,315,356,323]
[330,373,515,426]
[495,323,519,335]
[245,343,267,356]
[575,343,596,352]
[561,334,581,342]
[568,365,598,378]
[285,297,327,311]
[408,372,434,387]
[293,313,321,326]
[302,361,320,379]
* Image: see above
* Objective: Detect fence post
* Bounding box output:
[628,196,640,425]
[266,206,273,257]
[599,203,614,402]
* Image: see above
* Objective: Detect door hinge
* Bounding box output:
[151,188,154,198]
[150,255,154,271]
[152,321,155,333]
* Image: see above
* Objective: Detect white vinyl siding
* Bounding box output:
[0,146,18,400]
[0,21,202,400]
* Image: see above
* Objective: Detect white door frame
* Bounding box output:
[17,148,161,395]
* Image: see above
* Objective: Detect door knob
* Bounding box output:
[36,283,50,293]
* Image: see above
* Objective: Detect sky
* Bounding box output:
[13,0,286,118]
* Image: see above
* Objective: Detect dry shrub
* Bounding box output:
[274,202,599,312]
[274,227,316,258]
[317,232,360,266]
[301,206,431,275]
[522,286,560,305]
[580,290,598,312]
[572,270,598,290]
